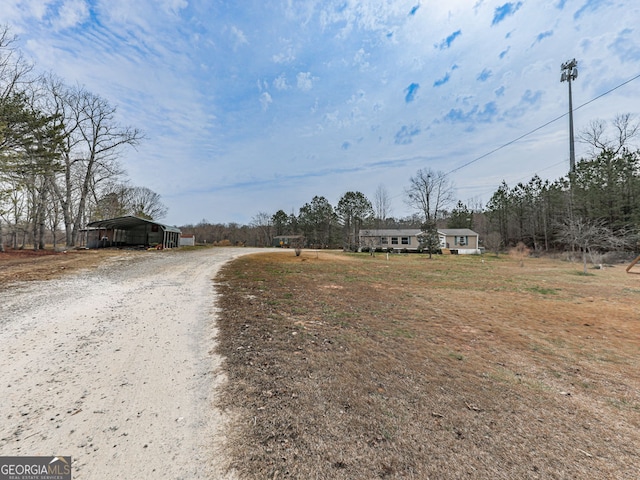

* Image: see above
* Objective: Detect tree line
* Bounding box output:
[0,26,166,251]
[485,114,640,259]
[184,114,640,261]
[181,188,406,249]
[182,184,460,250]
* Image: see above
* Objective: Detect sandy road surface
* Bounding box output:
[0,247,265,479]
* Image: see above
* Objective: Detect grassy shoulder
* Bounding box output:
[214,250,640,479]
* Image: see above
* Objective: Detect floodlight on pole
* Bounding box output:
[560,58,578,174]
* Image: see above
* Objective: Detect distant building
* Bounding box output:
[180,234,196,247]
[273,235,304,248]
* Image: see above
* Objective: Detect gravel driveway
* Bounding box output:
[0,247,265,479]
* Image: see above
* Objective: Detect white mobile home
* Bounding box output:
[359,228,481,254]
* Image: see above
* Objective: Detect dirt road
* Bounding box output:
[0,247,264,479]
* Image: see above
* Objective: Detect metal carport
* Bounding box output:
[84,216,181,249]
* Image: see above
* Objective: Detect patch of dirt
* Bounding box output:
[215,251,640,479]
[0,248,140,285]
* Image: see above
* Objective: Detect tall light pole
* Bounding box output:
[561,58,578,174]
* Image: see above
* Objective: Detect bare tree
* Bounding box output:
[93,183,167,221]
[93,182,129,220]
[484,231,502,256]
[251,211,273,247]
[125,186,167,220]
[39,75,80,246]
[44,82,142,245]
[557,217,622,274]
[71,89,141,244]
[0,32,145,250]
[405,168,455,223]
[359,231,378,256]
[0,26,34,102]
[373,183,392,228]
[579,113,639,157]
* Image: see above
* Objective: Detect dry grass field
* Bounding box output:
[215,251,640,479]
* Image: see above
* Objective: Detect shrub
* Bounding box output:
[509,242,531,267]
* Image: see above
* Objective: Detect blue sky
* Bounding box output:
[4,0,640,225]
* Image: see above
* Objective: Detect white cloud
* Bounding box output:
[2,0,52,23]
[272,46,295,64]
[273,74,289,90]
[53,0,90,30]
[257,79,269,92]
[229,25,249,48]
[353,48,370,70]
[94,0,153,33]
[318,1,417,35]
[162,0,188,15]
[296,71,314,91]
[260,92,273,111]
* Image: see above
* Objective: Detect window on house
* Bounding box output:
[381,237,388,244]
[401,237,410,245]
[391,237,399,245]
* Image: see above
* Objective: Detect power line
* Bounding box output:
[445,72,640,176]
[384,72,640,206]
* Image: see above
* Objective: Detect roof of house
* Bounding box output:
[359,229,422,236]
[86,215,181,234]
[361,228,480,237]
[438,228,479,236]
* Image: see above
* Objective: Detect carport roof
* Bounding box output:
[86,216,181,233]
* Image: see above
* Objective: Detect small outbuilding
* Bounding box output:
[179,234,196,247]
[84,216,181,249]
[273,235,305,248]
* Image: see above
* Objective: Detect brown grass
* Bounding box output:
[214,251,640,479]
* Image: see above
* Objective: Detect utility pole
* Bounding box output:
[560,58,578,174]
